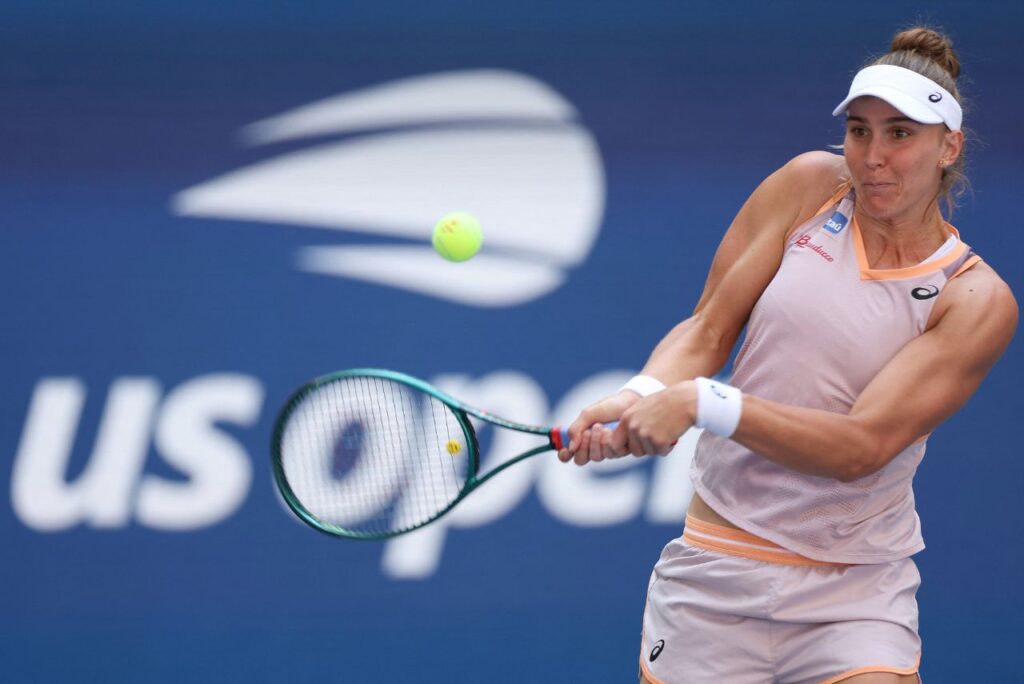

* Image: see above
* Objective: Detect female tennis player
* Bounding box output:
[559,27,1017,684]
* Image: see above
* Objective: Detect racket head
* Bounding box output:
[271,369,480,540]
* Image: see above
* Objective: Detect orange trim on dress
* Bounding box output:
[685,516,787,547]
[851,216,969,281]
[819,652,921,683]
[950,254,982,279]
[638,657,667,684]
[788,184,854,243]
[683,516,848,568]
[813,181,854,217]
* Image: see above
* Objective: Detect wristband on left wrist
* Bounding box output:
[619,374,666,398]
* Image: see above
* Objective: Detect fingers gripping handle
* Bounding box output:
[551,421,679,452]
[552,421,619,451]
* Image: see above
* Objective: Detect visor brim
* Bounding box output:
[832,86,945,125]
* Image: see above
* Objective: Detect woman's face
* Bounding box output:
[843,96,962,224]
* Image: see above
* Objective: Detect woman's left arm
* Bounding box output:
[609,265,1018,481]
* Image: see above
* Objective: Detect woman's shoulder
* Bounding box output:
[766,151,849,233]
[783,150,848,178]
[933,260,1018,345]
[781,151,848,198]
[946,260,1017,313]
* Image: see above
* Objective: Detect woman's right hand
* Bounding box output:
[557,390,642,465]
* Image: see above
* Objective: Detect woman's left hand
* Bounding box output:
[573,381,699,464]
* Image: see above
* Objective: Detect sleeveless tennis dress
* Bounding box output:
[640,190,981,684]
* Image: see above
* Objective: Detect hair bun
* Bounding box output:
[891,27,960,79]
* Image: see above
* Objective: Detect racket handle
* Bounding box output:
[553,421,618,451]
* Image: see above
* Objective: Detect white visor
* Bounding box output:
[832,64,962,131]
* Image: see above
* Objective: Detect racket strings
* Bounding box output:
[278,375,471,536]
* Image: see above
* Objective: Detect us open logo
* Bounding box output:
[171,70,606,307]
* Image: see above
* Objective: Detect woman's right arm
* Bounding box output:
[560,151,845,462]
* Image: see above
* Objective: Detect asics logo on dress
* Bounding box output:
[911,284,940,300]
[649,639,665,662]
[171,69,606,308]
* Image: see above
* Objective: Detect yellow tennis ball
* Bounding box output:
[446,439,462,455]
[433,211,483,262]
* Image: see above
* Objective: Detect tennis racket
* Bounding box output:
[271,368,611,540]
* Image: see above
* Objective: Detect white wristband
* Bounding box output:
[619,374,666,398]
[694,377,743,437]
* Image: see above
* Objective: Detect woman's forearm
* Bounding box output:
[734,395,884,482]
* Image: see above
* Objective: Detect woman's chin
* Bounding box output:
[855,191,903,222]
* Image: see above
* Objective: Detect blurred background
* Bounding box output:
[2,1,1022,681]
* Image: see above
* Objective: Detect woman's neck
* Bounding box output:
[855,207,951,269]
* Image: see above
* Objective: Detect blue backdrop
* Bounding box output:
[3,1,1022,681]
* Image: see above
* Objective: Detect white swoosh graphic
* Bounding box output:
[241,69,577,145]
[174,127,601,265]
[298,246,564,307]
[172,70,605,306]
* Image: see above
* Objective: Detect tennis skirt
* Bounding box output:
[639,516,922,684]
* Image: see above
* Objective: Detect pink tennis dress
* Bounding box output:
[693,188,978,564]
[641,189,980,684]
